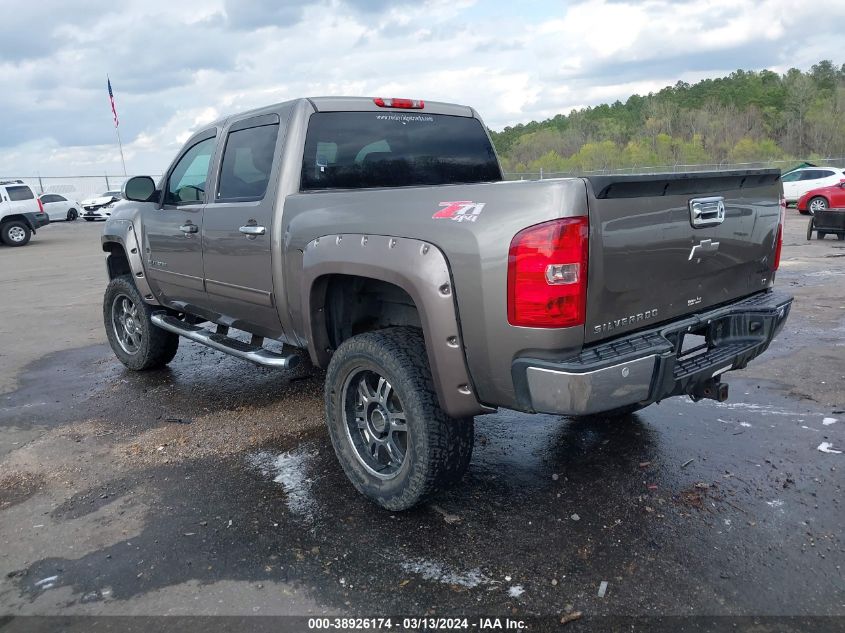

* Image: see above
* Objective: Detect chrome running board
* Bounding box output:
[151,313,300,369]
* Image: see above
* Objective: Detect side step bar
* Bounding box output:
[151,313,300,369]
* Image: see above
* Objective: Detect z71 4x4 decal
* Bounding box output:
[432,201,486,223]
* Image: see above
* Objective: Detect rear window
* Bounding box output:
[6,185,34,201]
[217,122,279,201]
[301,111,501,190]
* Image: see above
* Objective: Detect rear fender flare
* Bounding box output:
[3,213,37,233]
[301,234,488,418]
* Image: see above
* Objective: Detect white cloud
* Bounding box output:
[0,0,843,176]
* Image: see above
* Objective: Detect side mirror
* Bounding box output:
[123,176,157,202]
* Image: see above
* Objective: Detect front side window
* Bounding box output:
[7,186,34,201]
[165,136,216,205]
[217,123,279,202]
[301,111,501,190]
[781,171,801,182]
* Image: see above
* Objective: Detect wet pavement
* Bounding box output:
[0,215,843,624]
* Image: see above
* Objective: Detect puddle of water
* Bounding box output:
[399,559,492,588]
[247,446,320,521]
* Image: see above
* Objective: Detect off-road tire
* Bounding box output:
[103,275,179,370]
[325,327,474,511]
[1,220,32,246]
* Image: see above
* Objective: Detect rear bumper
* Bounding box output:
[23,211,50,229]
[512,290,793,416]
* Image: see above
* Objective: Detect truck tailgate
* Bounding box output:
[583,170,782,344]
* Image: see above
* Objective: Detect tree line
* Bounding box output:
[490,61,845,174]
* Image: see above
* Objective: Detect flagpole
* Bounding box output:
[107,75,127,177]
[114,123,127,177]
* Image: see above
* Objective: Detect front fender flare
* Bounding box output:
[101,220,159,305]
[302,234,489,418]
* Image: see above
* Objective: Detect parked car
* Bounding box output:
[781,167,845,204]
[81,190,122,221]
[0,180,50,246]
[101,96,792,510]
[796,180,845,215]
[39,193,81,221]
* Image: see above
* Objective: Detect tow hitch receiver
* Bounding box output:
[690,379,729,403]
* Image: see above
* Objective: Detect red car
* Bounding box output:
[796,179,845,215]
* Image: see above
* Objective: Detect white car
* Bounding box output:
[781,167,845,204]
[39,193,81,221]
[0,180,50,246]
[81,190,122,221]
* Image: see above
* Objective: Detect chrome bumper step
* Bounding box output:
[151,313,300,369]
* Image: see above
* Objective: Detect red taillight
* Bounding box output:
[772,195,785,271]
[507,217,589,328]
[37,197,44,213]
[373,97,424,109]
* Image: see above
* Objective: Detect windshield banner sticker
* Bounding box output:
[432,201,486,223]
[375,113,434,123]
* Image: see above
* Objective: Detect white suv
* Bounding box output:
[782,167,845,204]
[0,180,50,246]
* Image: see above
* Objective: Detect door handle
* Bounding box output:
[239,225,266,236]
[179,223,198,234]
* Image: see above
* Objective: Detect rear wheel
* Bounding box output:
[1,221,31,246]
[807,217,815,240]
[67,208,78,221]
[325,327,474,511]
[808,197,828,214]
[103,275,179,370]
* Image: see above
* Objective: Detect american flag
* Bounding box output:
[107,77,119,127]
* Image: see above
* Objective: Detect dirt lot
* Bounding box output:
[0,214,843,629]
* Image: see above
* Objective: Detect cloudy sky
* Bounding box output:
[1,0,842,176]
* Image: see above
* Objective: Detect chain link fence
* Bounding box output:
[502,157,845,180]
[4,157,844,193]
[0,175,162,201]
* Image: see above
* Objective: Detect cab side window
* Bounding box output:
[217,116,280,203]
[165,136,216,205]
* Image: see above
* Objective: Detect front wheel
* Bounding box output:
[103,275,179,370]
[67,208,78,221]
[1,221,32,246]
[325,327,474,511]
[808,197,828,214]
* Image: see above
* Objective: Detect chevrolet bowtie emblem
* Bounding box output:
[689,238,720,261]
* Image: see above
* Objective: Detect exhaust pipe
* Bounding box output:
[691,379,729,403]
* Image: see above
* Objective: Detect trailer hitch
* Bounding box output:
[690,379,729,403]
